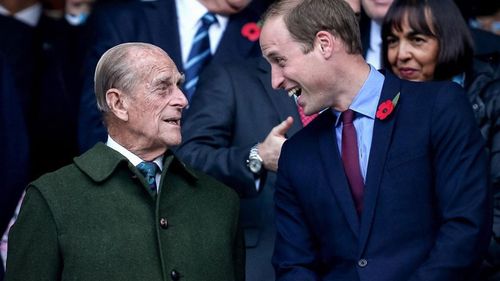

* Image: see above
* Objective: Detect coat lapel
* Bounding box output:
[358,73,401,254]
[257,58,303,136]
[318,111,360,237]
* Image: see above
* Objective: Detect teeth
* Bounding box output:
[288,88,300,97]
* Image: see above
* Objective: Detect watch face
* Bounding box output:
[248,159,262,174]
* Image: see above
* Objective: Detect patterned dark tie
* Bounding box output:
[341,109,364,215]
[136,161,159,192]
[184,12,217,101]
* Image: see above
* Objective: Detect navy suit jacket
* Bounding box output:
[0,52,30,279]
[177,57,302,281]
[273,73,491,281]
[78,0,265,152]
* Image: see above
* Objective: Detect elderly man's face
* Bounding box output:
[125,50,188,151]
[199,0,252,15]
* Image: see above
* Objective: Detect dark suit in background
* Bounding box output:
[177,57,302,281]
[274,74,491,280]
[0,11,89,180]
[78,0,266,152]
[0,51,30,281]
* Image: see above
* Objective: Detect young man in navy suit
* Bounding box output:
[260,0,491,280]
[78,0,267,152]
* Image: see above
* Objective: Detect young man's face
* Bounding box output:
[260,16,332,116]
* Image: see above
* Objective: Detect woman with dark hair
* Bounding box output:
[382,0,500,279]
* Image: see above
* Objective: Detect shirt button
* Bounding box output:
[160,218,168,229]
[170,269,180,280]
[472,104,479,111]
[358,259,368,267]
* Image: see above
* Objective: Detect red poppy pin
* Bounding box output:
[241,22,261,42]
[376,92,400,120]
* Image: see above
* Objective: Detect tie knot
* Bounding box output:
[201,12,217,27]
[136,161,158,183]
[341,109,355,125]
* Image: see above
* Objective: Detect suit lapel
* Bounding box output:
[257,58,303,136]
[142,0,183,70]
[213,7,260,63]
[358,73,401,254]
[318,111,360,237]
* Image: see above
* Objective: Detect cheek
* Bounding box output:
[422,52,438,78]
[387,49,398,70]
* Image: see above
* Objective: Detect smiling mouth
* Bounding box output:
[164,118,180,126]
[288,87,302,98]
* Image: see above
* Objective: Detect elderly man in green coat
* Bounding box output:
[4,42,244,281]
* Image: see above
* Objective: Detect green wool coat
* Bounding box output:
[5,143,244,281]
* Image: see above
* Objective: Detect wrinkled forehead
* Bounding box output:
[131,48,180,79]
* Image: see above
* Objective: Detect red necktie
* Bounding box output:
[297,105,318,126]
[341,109,364,215]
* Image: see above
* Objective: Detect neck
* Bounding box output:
[108,129,167,162]
[331,55,370,112]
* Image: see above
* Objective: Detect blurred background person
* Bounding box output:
[177,57,302,281]
[453,0,500,59]
[0,0,95,181]
[381,0,500,279]
[78,0,271,152]
[359,0,394,69]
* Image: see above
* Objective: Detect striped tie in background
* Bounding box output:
[184,12,217,101]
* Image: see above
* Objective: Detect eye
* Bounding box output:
[410,35,431,46]
[386,36,398,47]
[273,57,286,67]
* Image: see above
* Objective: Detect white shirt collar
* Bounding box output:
[175,0,229,64]
[106,135,163,171]
[0,3,42,27]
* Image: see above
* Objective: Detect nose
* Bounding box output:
[174,87,189,109]
[397,41,412,62]
[271,66,285,90]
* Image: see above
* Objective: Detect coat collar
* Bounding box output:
[74,142,198,183]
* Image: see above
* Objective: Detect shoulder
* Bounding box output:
[172,157,240,206]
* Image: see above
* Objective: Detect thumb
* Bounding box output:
[273,116,294,136]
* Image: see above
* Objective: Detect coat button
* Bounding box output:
[358,259,368,267]
[160,218,168,229]
[170,269,180,280]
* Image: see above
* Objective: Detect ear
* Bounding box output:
[315,31,336,58]
[106,88,129,122]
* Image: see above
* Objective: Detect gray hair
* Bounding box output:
[94,42,164,112]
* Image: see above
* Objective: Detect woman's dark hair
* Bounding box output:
[381,0,474,80]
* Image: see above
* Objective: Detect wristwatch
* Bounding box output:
[247,143,263,175]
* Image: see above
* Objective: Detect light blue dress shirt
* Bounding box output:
[333,65,385,182]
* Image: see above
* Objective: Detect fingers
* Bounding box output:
[273,116,294,136]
